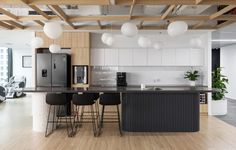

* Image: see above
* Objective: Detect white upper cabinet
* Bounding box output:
[147,49,162,66]
[175,48,190,66]
[104,49,118,66]
[133,49,147,66]
[118,49,133,66]
[190,48,204,66]
[162,49,175,66]
[91,48,104,66]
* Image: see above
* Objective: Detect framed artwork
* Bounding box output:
[22,56,32,68]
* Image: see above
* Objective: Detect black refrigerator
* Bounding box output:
[36,53,70,87]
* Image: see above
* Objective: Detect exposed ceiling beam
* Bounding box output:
[48,5,75,29]
[0,0,110,5]
[129,0,136,19]
[4,20,24,29]
[216,21,235,29]
[0,8,18,20]
[115,0,236,5]
[34,20,44,26]
[28,5,51,20]
[0,21,14,29]
[22,24,216,31]
[210,5,236,20]
[0,15,235,22]
[161,5,175,20]
[1,0,236,5]
[192,21,205,29]
[195,0,203,4]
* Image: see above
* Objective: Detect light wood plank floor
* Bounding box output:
[1,95,236,150]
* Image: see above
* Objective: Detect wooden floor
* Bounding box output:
[1,95,236,150]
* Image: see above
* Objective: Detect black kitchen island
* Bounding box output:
[19,86,216,132]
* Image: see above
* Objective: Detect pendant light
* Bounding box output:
[167,21,188,37]
[121,22,138,37]
[49,44,61,53]
[138,36,151,48]
[31,37,44,48]
[43,22,63,39]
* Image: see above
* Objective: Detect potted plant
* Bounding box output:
[184,70,200,86]
[211,67,228,115]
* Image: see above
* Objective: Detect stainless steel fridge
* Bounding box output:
[36,53,70,87]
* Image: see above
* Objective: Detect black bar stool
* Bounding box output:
[45,93,73,137]
[72,93,98,137]
[98,93,122,136]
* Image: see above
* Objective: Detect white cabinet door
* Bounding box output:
[104,49,118,66]
[190,48,204,66]
[118,49,133,66]
[133,49,147,66]
[162,49,175,66]
[147,49,162,66]
[91,48,104,66]
[175,48,190,66]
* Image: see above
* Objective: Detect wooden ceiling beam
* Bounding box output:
[161,5,175,20]
[22,24,217,31]
[195,0,203,4]
[0,8,18,20]
[28,5,51,20]
[34,20,44,26]
[0,15,235,22]
[129,0,136,19]
[1,0,236,5]
[210,5,236,20]
[48,5,75,29]
[192,21,205,29]
[0,21,14,29]
[4,20,24,29]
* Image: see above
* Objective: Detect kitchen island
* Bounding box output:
[20,86,217,132]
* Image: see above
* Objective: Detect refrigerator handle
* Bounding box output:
[53,63,56,69]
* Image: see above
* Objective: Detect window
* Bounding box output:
[0,47,11,85]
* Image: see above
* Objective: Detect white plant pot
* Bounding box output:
[211,99,227,115]
[189,81,196,86]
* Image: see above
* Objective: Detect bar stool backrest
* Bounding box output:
[72,93,96,105]
[99,93,121,105]
[46,93,67,105]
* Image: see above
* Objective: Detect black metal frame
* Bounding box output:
[45,105,74,137]
[98,105,122,136]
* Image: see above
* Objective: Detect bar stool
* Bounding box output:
[98,93,122,136]
[72,93,98,137]
[45,93,73,137]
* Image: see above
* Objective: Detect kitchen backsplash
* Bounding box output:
[91,66,206,86]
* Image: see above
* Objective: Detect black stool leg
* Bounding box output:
[90,105,97,137]
[98,105,105,136]
[79,106,85,128]
[117,105,122,136]
[45,105,51,137]
[56,106,61,129]
[52,105,56,132]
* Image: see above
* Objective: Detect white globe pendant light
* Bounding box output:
[49,44,61,53]
[101,33,112,44]
[138,36,151,48]
[190,37,202,47]
[43,22,63,39]
[121,22,138,37]
[167,21,188,37]
[106,36,115,46]
[31,37,44,48]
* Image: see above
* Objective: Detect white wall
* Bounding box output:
[13,50,33,87]
[0,31,34,87]
[221,44,236,99]
[91,31,212,86]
